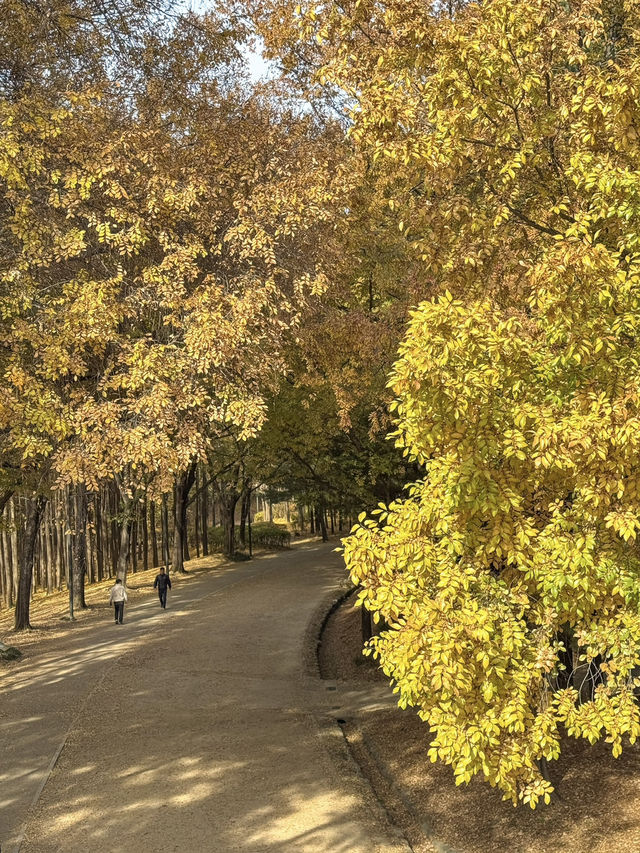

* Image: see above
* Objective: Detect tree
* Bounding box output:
[337,0,640,808]
[0,1,344,622]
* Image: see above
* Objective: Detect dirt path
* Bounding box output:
[1,542,407,853]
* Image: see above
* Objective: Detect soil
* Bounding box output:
[320,594,640,853]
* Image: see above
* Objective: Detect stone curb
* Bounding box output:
[310,587,462,853]
[303,580,412,852]
[301,579,356,678]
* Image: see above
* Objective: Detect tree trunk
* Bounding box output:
[362,605,373,643]
[131,508,138,574]
[221,497,238,558]
[54,499,63,589]
[10,499,19,602]
[161,494,170,568]
[95,490,104,580]
[15,495,48,630]
[172,463,196,574]
[150,501,159,568]
[142,495,149,573]
[201,477,209,556]
[116,490,133,583]
[110,484,119,576]
[66,488,73,593]
[317,504,328,541]
[194,467,201,558]
[1,503,13,606]
[116,517,132,582]
[72,483,87,609]
[43,503,53,594]
[239,488,250,546]
[0,489,13,518]
[214,473,242,561]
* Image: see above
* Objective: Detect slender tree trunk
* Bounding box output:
[317,504,328,541]
[183,513,191,561]
[201,477,209,556]
[43,503,53,594]
[72,483,87,608]
[142,495,149,573]
[239,488,250,546]
[362,605,373,643]
[0,489,13,518]
[110,484,119,576]
[10,498,19,602]
[131,508,138,574]
[161,494,170,568]
[194,467,201,558]
[1,504,13,606]
[172,463,196,574]
[66,488,73,594]
[2,528,12,607]
[95,490,104,581]
[116,490,134,583]
[87,495,96,583]
[150,501,159,569]
[15,495,48,630]
[221,497,238,558]
[54,500,63,589]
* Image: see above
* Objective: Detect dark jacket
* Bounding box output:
[154,573,172,592]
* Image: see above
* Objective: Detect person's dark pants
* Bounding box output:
[158,588,167,609]
[114,601,124,623]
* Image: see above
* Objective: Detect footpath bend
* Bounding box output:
[0,541,406,853]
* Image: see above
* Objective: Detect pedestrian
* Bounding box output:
[109,578,128,624]
[153,566,172,609]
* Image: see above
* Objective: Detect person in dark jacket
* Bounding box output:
[153,566,172,609]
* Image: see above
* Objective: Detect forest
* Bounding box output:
[4,0,640,810]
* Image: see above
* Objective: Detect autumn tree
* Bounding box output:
[246,0,640,807]
[1,1,343,625]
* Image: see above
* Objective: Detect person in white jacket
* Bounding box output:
[108,578,128,624]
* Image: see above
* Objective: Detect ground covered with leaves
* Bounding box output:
[321,596,640,853]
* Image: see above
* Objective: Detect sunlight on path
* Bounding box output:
[1,543,406,853]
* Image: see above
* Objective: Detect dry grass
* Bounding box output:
[0,553,227,649]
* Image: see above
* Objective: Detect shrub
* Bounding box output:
[207,521,290,552]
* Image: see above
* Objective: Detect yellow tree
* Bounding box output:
[0,9,342,623]
[250,0,640,806]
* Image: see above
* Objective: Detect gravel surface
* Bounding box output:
[321,595,640,853]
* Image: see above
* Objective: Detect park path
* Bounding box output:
[1,541,406,853]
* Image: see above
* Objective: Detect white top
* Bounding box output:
[109,583,128,604]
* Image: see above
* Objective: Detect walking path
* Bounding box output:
[1,541,407,853]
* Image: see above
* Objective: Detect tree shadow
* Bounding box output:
[360,709,640,853]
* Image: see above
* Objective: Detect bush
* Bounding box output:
[207,521,290,553]
[250,522,291,549]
